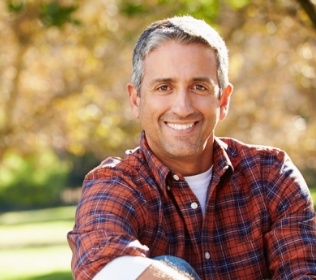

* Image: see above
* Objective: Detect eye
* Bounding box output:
[154,84,173,95]
[157,85,171,91]
[192,84,207,91]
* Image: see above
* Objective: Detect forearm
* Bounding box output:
[137,261,194,280]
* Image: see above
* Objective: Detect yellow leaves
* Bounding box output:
[0,0,315,179]
[266,21,277,34]
[68,142,85,157]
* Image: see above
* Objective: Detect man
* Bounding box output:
[67,16,316,279]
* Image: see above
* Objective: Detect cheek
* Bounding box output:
[140,99,164,117]
[132,107,140,119]
[138,105,154,126]
[203,106,221,127]
[199,101,220,116]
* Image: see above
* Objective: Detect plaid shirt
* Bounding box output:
[68,132,316,280]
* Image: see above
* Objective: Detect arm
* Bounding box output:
[68,167,196,280]
[67,167,150,279]
[138,261,194,280]
[264,153,316,278]
[93,256,194,280]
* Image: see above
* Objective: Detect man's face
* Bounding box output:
[128,41,232,173]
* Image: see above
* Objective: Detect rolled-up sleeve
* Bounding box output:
[67,168,149,280]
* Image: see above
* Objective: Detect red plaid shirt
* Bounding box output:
[68,132,316,279]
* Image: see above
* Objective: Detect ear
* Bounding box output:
[127,83,140,119]
[219,83,233,121]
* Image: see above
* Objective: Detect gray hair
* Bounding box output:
[131,16,229,95]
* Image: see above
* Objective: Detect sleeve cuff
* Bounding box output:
[93,256,153,280]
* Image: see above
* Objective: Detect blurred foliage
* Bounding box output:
[0,0,315,210]
[6,0,79,27]
[40,2,80,27]
[0,150,68,211]
[65,152,101,188]
[6,0,25,14]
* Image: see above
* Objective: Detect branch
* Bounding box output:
[297,0,316,29]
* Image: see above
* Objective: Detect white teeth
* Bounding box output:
[167,123,194,130]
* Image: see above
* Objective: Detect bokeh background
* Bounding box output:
[0,0,315,279]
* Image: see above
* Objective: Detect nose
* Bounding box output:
[171,89,194,117]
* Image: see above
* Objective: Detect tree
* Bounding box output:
[0,0,138,162]
[0,0,315,210]
[297,0,316,29]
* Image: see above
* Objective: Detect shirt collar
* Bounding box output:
[139,131,233,188]
[213,137,234,177]
[139,131,172,191]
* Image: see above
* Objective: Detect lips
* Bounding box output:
[166,122,195,131]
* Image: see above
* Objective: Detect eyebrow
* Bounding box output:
[192,77,216,84]
[193,77,219,90]
[150,77,215,85]
[150,78,173,84]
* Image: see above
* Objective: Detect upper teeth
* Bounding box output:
[167,123,194,130]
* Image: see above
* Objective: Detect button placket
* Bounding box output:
[191,202,198,209]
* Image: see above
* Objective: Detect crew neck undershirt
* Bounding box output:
[184,166,213,215]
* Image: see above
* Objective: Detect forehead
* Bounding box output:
[141,41,219,86]
[147,38,214,55]
[144,40,217,70]
[145,40,216,63]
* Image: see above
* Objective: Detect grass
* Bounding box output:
[0,206,76,280]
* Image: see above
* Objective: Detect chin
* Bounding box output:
[165,149,199,159]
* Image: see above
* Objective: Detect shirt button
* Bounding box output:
[205,252,210,259]
[191,202,198,209]
[166,185,171,191]
[173,174,180,181]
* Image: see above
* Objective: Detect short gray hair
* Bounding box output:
[131,16,229,95]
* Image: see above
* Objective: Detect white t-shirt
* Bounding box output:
[93,256,153,279]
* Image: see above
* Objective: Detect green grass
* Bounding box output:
[0,206,76,280]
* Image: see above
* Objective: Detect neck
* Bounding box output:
[159,145,214,176]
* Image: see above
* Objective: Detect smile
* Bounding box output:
[166,123,195,131]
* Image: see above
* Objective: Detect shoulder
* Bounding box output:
[78,148,151,214]
[217,137,308,194]
[84,147,146,183]
[217,137,288,164]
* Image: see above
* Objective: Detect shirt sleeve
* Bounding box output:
[264,152,316,278]
[67,167,150,280]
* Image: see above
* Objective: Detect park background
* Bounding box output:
[0,0,315,279]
